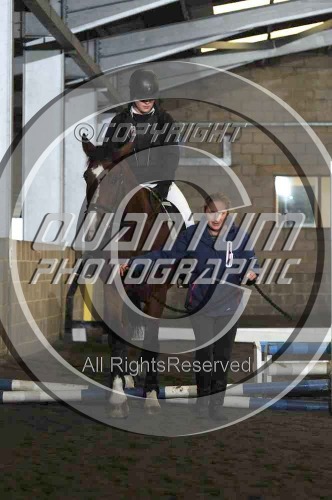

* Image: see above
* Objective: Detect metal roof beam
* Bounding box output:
[25,0,179,47]
[98,0,332,69]
[66,0,179,33]
[154,25,332,90]
[22,0,120,101]
[197,24,332,71]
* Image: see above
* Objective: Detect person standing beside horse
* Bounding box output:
[120,193,258,421]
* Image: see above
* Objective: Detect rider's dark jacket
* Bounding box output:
[128,223,259,317]
[103,104,179,197]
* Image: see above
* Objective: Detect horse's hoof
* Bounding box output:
[144,390,161,415]
[107,402,129,419]
[108,375,129,418]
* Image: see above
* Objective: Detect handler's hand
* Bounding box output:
[119,263,129,277]
[246,271,257,281]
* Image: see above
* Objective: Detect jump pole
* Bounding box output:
[126,379,329,398]
[0,390,105,403]
[0,379,328,396]
[263,342,331,356]
[165,397,329,412]
[0,379,89,392]
[0,379,328,403]
[266,360,331,377]
[0,390,327,412]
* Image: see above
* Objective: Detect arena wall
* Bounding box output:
[0,241,82,357]
[1,51,330,357]
[166,51,331,324]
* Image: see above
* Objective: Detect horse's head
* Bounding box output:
[81,139,114,242]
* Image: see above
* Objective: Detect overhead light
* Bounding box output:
[229,23,320,43]
[230,33,268,43]
[200,33,267,51]
[200,21,324,53]
[213,0,289,16]
[201,47,217,53]
[270,22,324,39]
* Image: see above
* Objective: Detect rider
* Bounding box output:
[103,68,181,203]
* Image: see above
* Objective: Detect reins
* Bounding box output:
[149,279,293,320]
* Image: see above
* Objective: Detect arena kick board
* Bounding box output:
[158,327,331,343]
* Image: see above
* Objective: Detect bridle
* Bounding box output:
[85,166,124,216]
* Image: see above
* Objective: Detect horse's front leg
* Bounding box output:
[142,286,167,415]
[104,285,132,418]
[107,329,130,418]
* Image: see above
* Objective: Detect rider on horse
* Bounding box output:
[103,68,180,203]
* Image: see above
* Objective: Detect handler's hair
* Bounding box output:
[204,193,231,211]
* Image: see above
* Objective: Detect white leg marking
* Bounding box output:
[109,375,129,418]
[124,375,135,389]
[144,390,161,415]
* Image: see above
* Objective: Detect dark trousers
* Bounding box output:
[190,315,238,401]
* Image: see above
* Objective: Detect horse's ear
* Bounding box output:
[82,136,96,158]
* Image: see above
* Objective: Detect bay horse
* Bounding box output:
[81,139,177,418]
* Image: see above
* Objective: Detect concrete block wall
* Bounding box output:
[1,240,83,357]
[163,51,331,323]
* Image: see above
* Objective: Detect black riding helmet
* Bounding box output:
[129,69,159,101]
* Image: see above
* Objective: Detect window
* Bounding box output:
[274,175,330,228]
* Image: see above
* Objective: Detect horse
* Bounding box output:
[80,139,178,418]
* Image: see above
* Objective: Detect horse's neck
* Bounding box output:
[126,187,151,215]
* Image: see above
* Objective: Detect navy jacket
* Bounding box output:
[129,223,258,317]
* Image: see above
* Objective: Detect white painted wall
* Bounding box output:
[64,88,98,245]
[22,51,64,242]
[0,0,13,238]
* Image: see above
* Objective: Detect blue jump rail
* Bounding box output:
[237,398,329,412]
[261,342,331,356]
[125,380,329,398]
